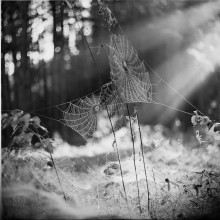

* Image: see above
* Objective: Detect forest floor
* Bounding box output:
[2,123,220,219]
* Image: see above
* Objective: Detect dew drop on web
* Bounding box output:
[94,105,100,112]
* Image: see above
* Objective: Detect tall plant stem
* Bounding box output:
[126,104,142,215]
[65,0,102,82]
[106,105,130,214]
[50,153,67,201]
[134,103,150,214]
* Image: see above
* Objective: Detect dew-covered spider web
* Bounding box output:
[97,0,201,117]
[58,93,101,141]
[58,82,126,141]
[108,34,153,103]
[30,0,200,143]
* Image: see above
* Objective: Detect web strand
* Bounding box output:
[151,100,194,116]
[143,63,205,116]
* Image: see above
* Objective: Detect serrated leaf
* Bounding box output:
[43,138,51,145]
[11,115,20,131]
[43,138,54,154]
[31,116,41,127]
[33,142,43,149]
[19,114,31,131]
[44,144,54,154]
[1,115,11,129]
[2,113,8,120]
[11,109,23,116]
[13,132,34,148]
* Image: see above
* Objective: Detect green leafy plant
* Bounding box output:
[2,110,67,200]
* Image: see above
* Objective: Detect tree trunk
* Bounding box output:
[20,1,32,111]
[59,1,65,102]
[1,8,12,110]
[11,11,19,108]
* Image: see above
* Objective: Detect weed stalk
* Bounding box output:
[49,153,67,201]
[134,103,151,214]
[106,104,130,214]
[126,103,142,215]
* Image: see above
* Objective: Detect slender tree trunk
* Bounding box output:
[50,1,58,121]
[41,61,48,115]
[20,1,32,111]
[1,10,12,110]
[11,17,19,108]
[216,68,220,121]
[59,1,65,102]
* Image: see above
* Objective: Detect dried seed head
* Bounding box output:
[47,161,53,168]
[165,178,169,183]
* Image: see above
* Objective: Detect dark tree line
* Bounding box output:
[2,1,31,110]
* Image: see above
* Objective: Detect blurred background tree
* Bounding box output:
[1,0,220,144]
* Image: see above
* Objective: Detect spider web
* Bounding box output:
[108,34,153,103]
[58,82,126,141]
[59,93,101,141]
